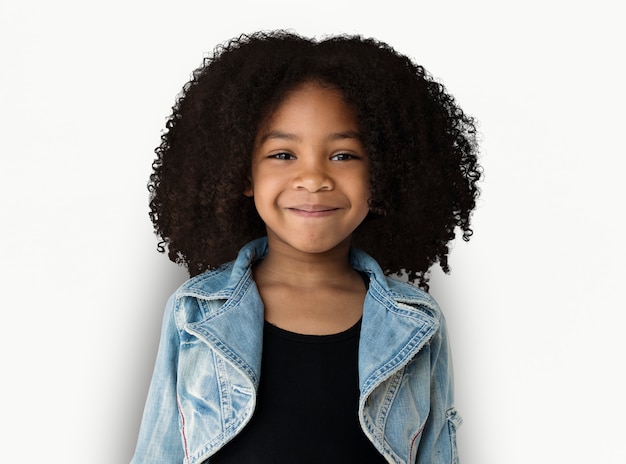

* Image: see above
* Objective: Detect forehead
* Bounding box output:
[257,82,359,138]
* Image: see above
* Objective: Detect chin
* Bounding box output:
[294,239,350,255]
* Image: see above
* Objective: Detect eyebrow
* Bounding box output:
[257,130,362,144]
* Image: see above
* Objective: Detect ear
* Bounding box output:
[243,180,254,197]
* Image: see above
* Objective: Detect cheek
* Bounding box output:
[355,183,372,219]
[249,183,276,219]
[359,171,372,205]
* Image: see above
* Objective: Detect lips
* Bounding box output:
[290,204,338,212]
[286,204,341,217]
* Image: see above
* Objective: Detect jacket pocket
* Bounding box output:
[446,407,462,464]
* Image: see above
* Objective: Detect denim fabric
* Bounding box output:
[131,238,460,464]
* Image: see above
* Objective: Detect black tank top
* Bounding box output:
[208,319,387,463]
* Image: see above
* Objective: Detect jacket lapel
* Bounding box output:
[358,279,439,397]
[184,274,265,389]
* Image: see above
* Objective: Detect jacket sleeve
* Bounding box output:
[131,294,186,464]
[415,312,462,464]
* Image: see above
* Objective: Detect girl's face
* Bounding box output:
[245,82,370,257]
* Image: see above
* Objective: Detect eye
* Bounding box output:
[330,152,358,161]
[269,152,296,160]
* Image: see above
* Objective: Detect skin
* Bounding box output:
[245,82,371,335]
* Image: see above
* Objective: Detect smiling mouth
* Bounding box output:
[287,205,340,217]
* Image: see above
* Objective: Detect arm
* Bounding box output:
[131,294,186,464]
[415,313,462,464]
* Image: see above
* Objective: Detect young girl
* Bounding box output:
[131,31,481,464]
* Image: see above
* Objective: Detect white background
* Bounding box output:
[1,1,624,462]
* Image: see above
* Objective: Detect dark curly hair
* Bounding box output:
[148,30,481,289]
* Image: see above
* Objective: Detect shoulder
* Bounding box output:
[165,261,240,326]
[383,276,441,321]
[177,261,237,298]
[165,238,267,326]
[350,246,442,321]
[174,237,267,299]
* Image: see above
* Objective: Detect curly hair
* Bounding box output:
[148,30,481,289]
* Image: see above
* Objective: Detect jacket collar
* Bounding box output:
[183,237,439,393]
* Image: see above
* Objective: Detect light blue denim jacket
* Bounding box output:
[131,238,461,464]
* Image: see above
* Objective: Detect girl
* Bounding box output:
[132,31,481,464]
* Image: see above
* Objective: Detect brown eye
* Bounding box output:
[269,152,296,160]
[330,153,358,161]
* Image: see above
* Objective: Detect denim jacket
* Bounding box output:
[131,238,461,464]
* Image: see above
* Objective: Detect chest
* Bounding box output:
[208,320,387,463]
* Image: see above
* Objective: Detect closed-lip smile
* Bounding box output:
[287,204,341,217]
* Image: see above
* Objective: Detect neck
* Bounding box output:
[254,237,356,288]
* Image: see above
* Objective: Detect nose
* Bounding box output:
[292,159,334,192]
